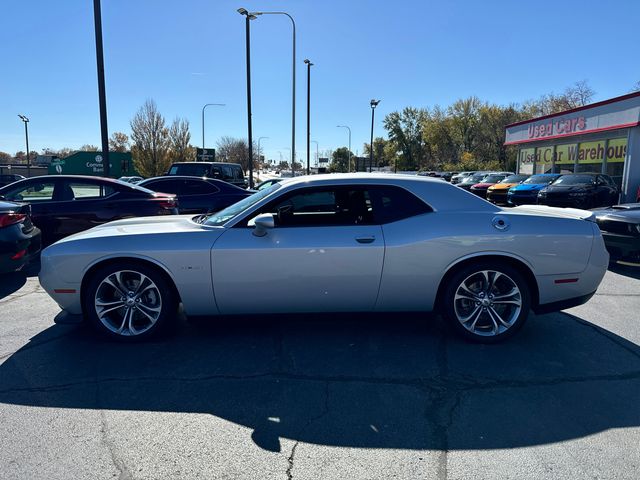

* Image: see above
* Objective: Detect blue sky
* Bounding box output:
[1,0,639,163]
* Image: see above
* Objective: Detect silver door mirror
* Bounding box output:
[251,213,275,237]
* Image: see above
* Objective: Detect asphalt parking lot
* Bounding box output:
[1,264,639,480]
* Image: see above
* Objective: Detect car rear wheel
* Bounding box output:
[83,262,177,341]
[442,262,531,343]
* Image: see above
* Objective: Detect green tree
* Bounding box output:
[363,137,394,168]
[130,99,171,177]
[328,147,352,173]
[383,107,428,170]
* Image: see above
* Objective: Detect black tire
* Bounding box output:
[442,261,531,343]
[83,261,178,342]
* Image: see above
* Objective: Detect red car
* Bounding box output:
[0,175,178,245]
[469,173,510,199]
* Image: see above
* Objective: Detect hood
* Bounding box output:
[505,205,596,222]
[53,215,217,244]
[471,183,493,189]
[593,204,640,222]
[489,182,519,191]
[546,184,594,192]
[510,183,547,192]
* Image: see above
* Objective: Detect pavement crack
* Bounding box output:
[285,381,330,480]
[97,385,134,480]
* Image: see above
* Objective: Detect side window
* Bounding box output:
[66,182,115,200]
[370,186,432,224]
[145,180,182,195]
[184,180,219,195]
[253,187,374,227]
[3,181,56,202]
[222,165,234,181]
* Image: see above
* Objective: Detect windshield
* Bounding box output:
[523,174,559,185]
[500,174,528,184]
[204,183,281,226]
[551,174,595,186]
[481,174,506,183]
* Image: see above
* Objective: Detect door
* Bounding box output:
[211,186,384,314]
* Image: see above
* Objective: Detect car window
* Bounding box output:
[523,174,558,184]
[184,180,219,195]
[143,179,183,194]
[67,182,115,199]
[259,187,375,227]
[551,174,594,185]
[3,181,56,202]
[222,165,234,181]
[204,183,281,226]
[369,185,432,224]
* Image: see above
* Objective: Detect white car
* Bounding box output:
[39,174,608,343]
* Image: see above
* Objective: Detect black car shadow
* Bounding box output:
[0,259,39,300]
[608,261,640,280]
[1,310,639,452]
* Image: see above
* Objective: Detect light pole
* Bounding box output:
[238,8,257,188]
[247,10,296,176]
[304,59,313,175]
[258,136,269,170]
[369,99,380,173]
[336,125,351,173]
[93,0,110,177]
[202,103,225,149]
[311,140,319,169]
[18,115,30,177]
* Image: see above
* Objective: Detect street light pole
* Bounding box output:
[18,115,30,177]
[369,99,380,173]
[304,59,313,175]
[250,10,296,176]
[311,140,319,168]
[257,136,269,169]
[92,0,110,177]
[336,125,351,173]
[238,8,257,188]
[201,103,225,149]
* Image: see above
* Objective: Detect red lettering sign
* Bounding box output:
[528,116,587,139]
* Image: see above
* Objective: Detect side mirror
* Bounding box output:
[250,213,275,237]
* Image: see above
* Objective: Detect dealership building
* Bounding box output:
[505,91,640,202]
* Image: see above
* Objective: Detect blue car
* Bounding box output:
[507,173,562,206]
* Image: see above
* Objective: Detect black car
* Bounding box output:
[456,172,492,191]
[0,175,178,245]
[0,200,41,273]
[255,178,284,191]
[137,176,252,214]
[592,203,640,263]
[167,162,248,189]
[537,173,619,209]
[0,174,26,188]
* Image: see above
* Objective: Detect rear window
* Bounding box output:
[168,164,210,176]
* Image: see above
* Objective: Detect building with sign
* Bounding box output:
[505,91,640,202]
[47,152,138,178]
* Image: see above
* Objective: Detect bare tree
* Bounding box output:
[168,118,194,162]
[216,136,258,171]
[631,80,640,93]
[109,132,130,152]
[564,79,595,107]
[130,99,171,177]
[79,144,99,152]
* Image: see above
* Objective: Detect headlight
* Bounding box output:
[538,190,547,197]
[569,192,588,197]
[632,224,640,235]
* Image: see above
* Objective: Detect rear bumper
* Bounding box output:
[533,290,597,314]
[601,232,640,261]
[0,226,41,274]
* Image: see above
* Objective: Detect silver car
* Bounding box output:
[39,174,608,343]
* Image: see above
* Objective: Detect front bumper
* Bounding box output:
[600,232,640,261]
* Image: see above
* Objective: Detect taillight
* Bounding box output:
[0,213,26,228]
[157,198,177,209]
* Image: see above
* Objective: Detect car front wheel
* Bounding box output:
[442,262,531,343]
[83,262,177,341]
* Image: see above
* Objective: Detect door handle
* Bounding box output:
[355,236,375,244]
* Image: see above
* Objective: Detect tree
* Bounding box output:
[109,132,130,152]
[363,137,394,168]
[328,147,352,173]
[168,118,194,162]
[216,136,258,171]
[383,107,428,170]
[130,99,171,177]
[0,151,11,162]
[448,97,483,155]
[631,81,640,93]
[79,144,99,152]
